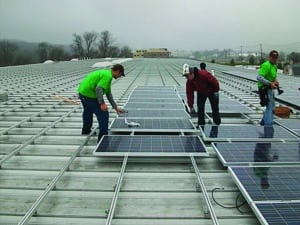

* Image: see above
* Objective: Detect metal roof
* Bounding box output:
[1,58,299,225]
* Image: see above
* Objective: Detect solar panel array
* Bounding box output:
[1,58,299,225]
[208,123,300,224]
[95,86,205,156]
[230,167,300,225]
[201,124,297,142]
[203,68,300,224]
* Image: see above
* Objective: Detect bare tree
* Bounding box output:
[0,40,18,66]
[119,46,132,57]
[37,42,50,62]
[83,31,98,58]
[71,33,84,58]
[98,30,114,57]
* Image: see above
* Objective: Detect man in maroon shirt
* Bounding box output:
[183,62,221,127]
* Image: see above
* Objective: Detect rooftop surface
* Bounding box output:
[0,58,299,225]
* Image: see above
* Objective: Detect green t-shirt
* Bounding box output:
[258,60,277,88]
[77,69,113,98]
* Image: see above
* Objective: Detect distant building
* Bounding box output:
[133,48,171,58]
[133,49,147,58]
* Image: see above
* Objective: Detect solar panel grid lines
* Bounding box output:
[275,119,300,137]
[109,118,196,131]
[255,202,300,225]
[94,135,208,156]
[212,142,300,166]
[117,109,191,118]
[201,125,298,142]
[229,166,300,202]
[123,102,185,110]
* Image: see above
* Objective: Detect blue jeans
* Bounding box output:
[79,94,109,141]
[260,89,275,125]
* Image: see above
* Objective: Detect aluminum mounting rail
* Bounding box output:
[190,155,219,225]
[105,154,128,225]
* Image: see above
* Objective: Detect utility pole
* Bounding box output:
[260,43,263,62]
[240,45,243,61]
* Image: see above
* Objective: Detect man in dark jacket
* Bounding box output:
[183,62,221,126]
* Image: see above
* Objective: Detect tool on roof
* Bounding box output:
[54,95,80,105]
[120,110,140,127]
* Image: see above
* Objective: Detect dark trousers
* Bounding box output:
[79,94,109,141]
[197,92,221,126]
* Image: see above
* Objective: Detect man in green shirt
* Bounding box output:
[257,50,280,125]
[78,64,125,142]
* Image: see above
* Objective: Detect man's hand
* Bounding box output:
[115,107,123,115]
[270,81,279,89]
[100,103,108,111]
[189,107,196,114]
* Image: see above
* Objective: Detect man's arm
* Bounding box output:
[186,81,195,111]
[106,92,117,109]
[95,86,108,111]
[257,74,271,86]
[95,86,105,104]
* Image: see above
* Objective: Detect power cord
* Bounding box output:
[211,187,252,214]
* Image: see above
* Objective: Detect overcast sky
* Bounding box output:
[0,0,299,52]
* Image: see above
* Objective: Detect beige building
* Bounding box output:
[133,48,171,58]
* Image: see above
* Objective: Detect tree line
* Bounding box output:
[0,30,133,67]
[192,49,300,69]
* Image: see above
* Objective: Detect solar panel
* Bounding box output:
[118,109,190,118]
[200,125,298,142]
[213,142,300,166]
[255,202,300,225]
[230,166,300,202]
[123,102,185,110]
[93,135,208,156]
[126,98,183,104]
[129,94,180,99]
[275,119,300,137]
[134,86,175,91]
[110,118,196,131]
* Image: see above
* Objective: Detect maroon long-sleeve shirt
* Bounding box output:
[186,70,220,108]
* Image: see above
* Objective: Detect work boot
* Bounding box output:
[81,128,91,135]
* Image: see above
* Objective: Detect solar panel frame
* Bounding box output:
[93,135,209,157]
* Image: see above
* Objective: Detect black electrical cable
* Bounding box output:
[211,187,251,213]
[235,193,252,214]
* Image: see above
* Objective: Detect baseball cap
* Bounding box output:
[182,64,193,76]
